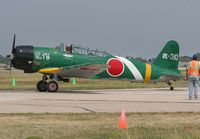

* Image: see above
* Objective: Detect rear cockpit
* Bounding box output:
[56,43,110,57]
[72,45,110,57]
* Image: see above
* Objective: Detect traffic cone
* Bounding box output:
[12,78,16,87]
[72,78,76,85]
[119,109,127,129]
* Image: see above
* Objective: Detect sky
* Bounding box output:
[0,0,200,58]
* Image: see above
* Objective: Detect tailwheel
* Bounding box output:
[47,81,58,92]
[166,81,174,91]
[37,80,47,92]
[170,87,174,91]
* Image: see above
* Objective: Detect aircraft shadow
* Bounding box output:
[56,90,102,94]
[154,88,187,91]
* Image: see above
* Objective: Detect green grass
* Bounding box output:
[0,70,197,139]
[0,70,188,91]
[0,113,200,139]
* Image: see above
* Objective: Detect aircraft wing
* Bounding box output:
[58,63,108,78]
[38,63,108,78]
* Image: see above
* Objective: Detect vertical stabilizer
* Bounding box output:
[153,40,179,69]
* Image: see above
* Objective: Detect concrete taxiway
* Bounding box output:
[0,88,199,113]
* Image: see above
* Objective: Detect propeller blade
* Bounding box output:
[9,67,11,78]
[12,34,16,54]
[7,34,16,79]
[7,34,16,72]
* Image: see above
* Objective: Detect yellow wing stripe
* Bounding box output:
[38,68,63,74]
[145,64,152,82]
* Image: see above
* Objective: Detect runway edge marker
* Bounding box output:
[119,109,127,129]
[72,78,76,85]
[12,77,16,87]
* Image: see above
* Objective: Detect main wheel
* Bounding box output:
[170,87,174,91]
[47,81,58,92]
[37,80,47,92]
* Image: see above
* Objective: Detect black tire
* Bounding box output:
[47,81,58,92]
[170,87,174,91]
[37,80,47,92]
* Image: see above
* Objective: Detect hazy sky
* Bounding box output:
[0,0,200,58]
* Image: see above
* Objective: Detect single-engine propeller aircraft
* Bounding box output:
[7,35,183,92]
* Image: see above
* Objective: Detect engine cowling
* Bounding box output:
[13,45,34,73]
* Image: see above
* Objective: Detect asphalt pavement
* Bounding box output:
[0,88,199,113]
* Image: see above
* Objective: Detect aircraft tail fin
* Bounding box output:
[153,40,179,70]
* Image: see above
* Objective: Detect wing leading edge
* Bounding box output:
[38,63,108,78]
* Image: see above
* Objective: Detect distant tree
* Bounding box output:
[148,58,155,64]
[179,56,191,62]
[126,56,148,63]
[196,52,200,60]
[135,57,148,63]
[0,55,10,65]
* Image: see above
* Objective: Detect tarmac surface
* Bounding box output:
[0,88,199,113]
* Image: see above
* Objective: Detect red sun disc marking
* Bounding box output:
[107,58,124,77]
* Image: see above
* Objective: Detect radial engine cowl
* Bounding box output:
[13,45,34,73]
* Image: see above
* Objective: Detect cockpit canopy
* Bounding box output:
[56,43,110,57]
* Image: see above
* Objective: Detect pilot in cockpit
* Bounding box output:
[65,44,72,54]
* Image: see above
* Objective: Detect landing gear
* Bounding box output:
[47,81,58,92]
[170,86,174,91]
[166,81,174,91]
[37,80,47,92]
[36,74,59,92]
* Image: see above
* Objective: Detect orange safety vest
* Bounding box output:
[188,60,200,76]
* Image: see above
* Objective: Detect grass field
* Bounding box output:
[0,70,188,91]
[0,113,200,139]
[0,70,196,139]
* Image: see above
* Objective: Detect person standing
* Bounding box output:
[187,54,200,100]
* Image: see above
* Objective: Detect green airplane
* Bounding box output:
[7,35,183,92]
